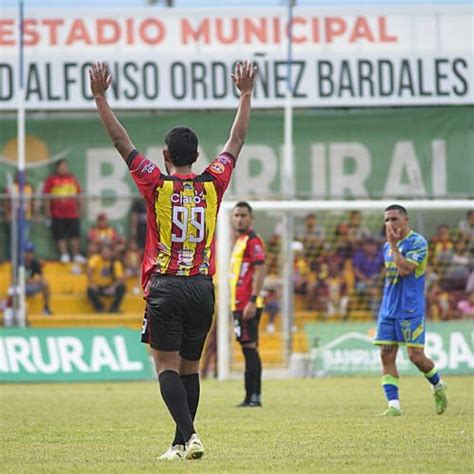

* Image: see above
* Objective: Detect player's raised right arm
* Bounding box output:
[90,62,135,162]
[222,61,257,162]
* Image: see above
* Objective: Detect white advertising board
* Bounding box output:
[0,6,472,109]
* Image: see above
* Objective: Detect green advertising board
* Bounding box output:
[305,321,473,376]
[0,107,472,202]
[0,328,154,382]
[0,106,472,258]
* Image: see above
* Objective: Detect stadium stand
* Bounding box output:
[0,259,307,368]
[0,204,472,370]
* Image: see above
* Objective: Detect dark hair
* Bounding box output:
[385,204,407,216]
[235,201,253,215]
[55,158,68,171]
[164,126,198,167]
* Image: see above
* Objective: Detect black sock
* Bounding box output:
[244,370,251,404]
[242,347,259,403]
[255,350,262,400]
[172,373,200,446]
[158,370,195,443]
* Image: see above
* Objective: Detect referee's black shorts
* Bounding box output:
[233,308,263,345]
[141,275,214,361]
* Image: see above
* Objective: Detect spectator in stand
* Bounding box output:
[458,210,474,260]
[293,241,311,295]
[130,197,147,250]
[265,229,281,276]
[263,287,280,334]
[443,240,470,291]
[424,263,441,294]
[123,239,142,279]
[466,268,474,293]
[430,224,454,274]
[347,210,371,247]
[43,159,85,264]
[87,244,126,313]
[296,213,325,257]
[426,283,449,321]
[457,291,474,319]
[333,222,354,261]
[458,210,474,241]
[88,212,124,249]
[3,172,36,246]
[315,259,349,319]
[24,242,52,315]
[87,241,100,259]
[352,238,384,317]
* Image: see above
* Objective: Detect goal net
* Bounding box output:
[216,200,473,379]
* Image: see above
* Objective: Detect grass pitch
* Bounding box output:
[1,376,473,473]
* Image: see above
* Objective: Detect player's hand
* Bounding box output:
[243,301,257,320]
[386,224,401,246]
[89,62,112,98]
[231,60,257,97]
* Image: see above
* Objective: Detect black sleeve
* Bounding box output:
[126,149,140,169]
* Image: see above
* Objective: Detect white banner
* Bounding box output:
[0,6,473,109]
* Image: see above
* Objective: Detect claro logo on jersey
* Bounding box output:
[171,191,206,204]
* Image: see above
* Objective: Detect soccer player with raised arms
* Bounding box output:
[90,60,257,460]
[374,204,448,416]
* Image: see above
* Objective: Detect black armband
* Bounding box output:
[126,149,139,169]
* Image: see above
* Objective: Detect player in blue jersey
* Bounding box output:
[374,204,448,416]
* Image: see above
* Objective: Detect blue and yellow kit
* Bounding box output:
[374,231,428,347]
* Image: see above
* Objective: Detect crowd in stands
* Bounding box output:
[1,162,145,316]
[1,162,473,322]
[265,210,474,322]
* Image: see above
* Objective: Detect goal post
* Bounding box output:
[216,199,473,380]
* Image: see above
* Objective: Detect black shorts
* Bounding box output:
[141,275,214,361]
[51,218,80,240]
[233,308,263,345]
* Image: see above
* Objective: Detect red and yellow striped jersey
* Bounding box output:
[127,149,234,293]
[229,230,266,311]
[43,174,81,218]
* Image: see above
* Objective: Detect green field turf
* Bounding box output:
[1,376,473,473]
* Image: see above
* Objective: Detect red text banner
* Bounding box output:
[0,6,472,109]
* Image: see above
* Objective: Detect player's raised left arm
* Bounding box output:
[90,62,135,162]
[222,61,257,162]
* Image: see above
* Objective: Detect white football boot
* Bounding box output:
[158,444,185,461]
[184,434,205,460]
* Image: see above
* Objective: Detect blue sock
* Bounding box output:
[424,366,440,386]
[381,374,399,402]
